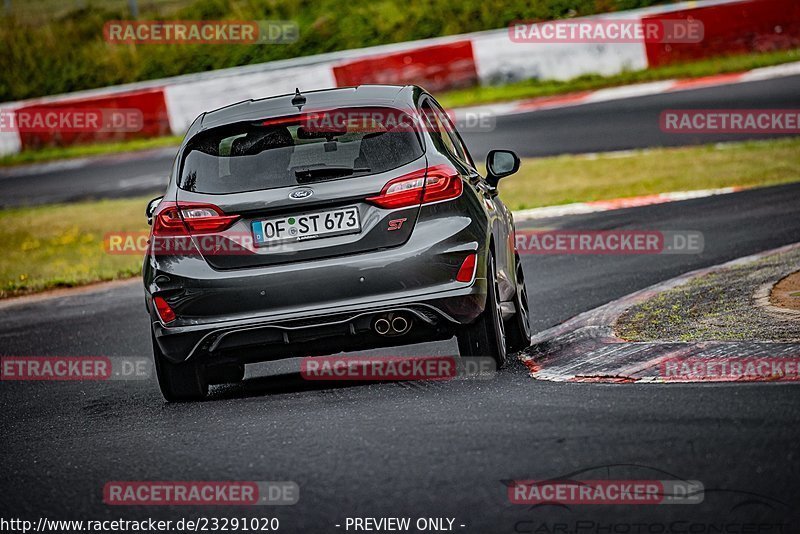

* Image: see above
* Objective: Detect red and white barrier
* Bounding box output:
[0,103,22,156]
[332,41,479,90]
[15,88,170,150]
[164,64,335,134]
[1,0,797,156]
[643,0,800,67]
[451,62,800,122]
[470,10,649,85]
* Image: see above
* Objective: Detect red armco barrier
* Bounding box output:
[643,0,800,67]
[332,41,478,92]
[16,88,169,150]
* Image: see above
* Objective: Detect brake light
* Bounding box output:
[153,296,176,323]
[260,113,319,127]
[152,202,239,236]
[366,164,462,209]
[423,165,464,204]
[456,253,477,283]
[366,169,426,208]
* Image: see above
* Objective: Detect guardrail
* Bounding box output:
[1,0,796,156]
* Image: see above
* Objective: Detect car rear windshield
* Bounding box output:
[179,107,425,194]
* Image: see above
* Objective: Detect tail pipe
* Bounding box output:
[391,315,410,335]
[373,312,413,336]
[374,317,392,336]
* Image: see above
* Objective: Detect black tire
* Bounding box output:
[207,364,245,385]
[152,333,208,402]
[506,254,532,353]
[457,253,508,368]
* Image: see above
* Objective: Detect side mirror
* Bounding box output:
[146,196,164,226]
[485,149,520,186]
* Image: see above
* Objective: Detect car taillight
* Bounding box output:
[366,164,462,209]
[153,296,176,323]
[152,202,240,236]
[456,253,477,283]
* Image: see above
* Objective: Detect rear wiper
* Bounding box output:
[294,166,371,182]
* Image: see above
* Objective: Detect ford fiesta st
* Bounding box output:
[143,85,531,401]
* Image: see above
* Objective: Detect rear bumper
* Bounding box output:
[145,201,490,363]
[152,282,486,363]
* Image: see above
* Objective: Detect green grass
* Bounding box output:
[1,0,195,23]
[0,135,182,167]
[2,137,798,298]
[437,49,800,109]
[0,0,664,102]
[0,197,151,298]
[614,248,800,342]
[496,137,800,211]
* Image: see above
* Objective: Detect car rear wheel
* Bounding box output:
[152,333,209,402]
[457,253,508,368]
[207,364,245,385]
[506,254,531,353]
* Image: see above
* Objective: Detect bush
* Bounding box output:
[0,0,670,102]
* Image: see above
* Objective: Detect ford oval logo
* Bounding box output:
[289,188,313,200]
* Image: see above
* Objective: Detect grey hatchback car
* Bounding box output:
[143,85,530,401]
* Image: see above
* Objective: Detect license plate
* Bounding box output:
[252,206,361,245]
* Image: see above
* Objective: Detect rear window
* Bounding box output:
[180,107,425,194]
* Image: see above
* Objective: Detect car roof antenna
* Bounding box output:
[291,88,306,110]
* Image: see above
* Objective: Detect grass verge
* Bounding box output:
[614,247,800,342]
[1,197,150,298]
[2,50,798,169]
[0,136,183,168]
[437,49,800,109]
[497,138,800,211]
[2,137,799,299]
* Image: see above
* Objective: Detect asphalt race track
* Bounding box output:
[462,73,800,161]
[1,74,799,207]
[2,182,800,530]
[2,70,800,530]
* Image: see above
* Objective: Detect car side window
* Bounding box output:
[420,100,457,157]
[430,100,475,168]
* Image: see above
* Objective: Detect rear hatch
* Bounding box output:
[168,106,447,270]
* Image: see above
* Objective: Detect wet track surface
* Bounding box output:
[2,183,800,529]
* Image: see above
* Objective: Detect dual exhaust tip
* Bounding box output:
[373,313,412,336]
